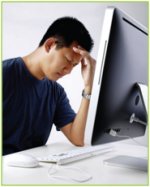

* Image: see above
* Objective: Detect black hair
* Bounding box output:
[39,17,94,52]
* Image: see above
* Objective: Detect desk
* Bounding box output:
[2,141,148,185]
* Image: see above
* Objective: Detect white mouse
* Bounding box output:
[7,153,39,168]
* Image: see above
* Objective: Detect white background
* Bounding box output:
[2,2,148,145]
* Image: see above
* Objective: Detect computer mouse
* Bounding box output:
[7,153,39,168]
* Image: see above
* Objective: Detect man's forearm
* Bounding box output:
[70,88,91,146]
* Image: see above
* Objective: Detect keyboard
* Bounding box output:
[37,145,113,165]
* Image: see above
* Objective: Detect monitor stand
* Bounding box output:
[136,83,148,114]
[104,83,148,172]
[129,83,147,126]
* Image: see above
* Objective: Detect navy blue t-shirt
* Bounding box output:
[3,57,76,155]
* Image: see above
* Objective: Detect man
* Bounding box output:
[3,17,95,155]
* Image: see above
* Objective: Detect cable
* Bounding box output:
[129,113,147,126]
[47,164,92,183]
[109,129,144,146]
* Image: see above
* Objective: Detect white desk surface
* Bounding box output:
[2,141,148,185]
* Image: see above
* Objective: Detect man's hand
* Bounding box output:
[73,47,96,93]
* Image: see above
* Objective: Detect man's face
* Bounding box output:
[41,43,82,81]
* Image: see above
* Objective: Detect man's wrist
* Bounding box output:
[84,86,92,94]
[82,89,91,100]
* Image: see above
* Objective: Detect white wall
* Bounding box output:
[2,2,148,145]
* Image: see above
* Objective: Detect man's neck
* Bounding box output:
[22,48,45,80]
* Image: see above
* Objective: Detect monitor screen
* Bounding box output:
[85,7,148,145]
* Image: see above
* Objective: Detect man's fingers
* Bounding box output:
[73,47,96,67]
[73,47,88,57]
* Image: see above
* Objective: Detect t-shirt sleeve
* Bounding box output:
[53,85,76,130]
[3,59,15,98]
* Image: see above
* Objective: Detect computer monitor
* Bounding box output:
[85,7,148,146]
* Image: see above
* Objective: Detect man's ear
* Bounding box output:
[44,38,57,53]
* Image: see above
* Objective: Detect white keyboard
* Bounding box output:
[37,145,113,165]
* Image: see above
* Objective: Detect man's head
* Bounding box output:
[38,17,94,81]
[39,17,93,52]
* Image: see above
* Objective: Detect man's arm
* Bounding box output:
[61,47,96,146]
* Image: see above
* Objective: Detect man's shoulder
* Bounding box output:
[3,57,22,69]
